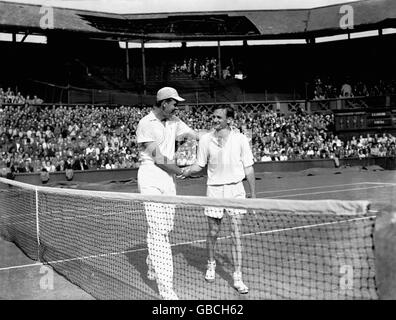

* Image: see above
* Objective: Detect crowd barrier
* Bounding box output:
[9,157,395,186]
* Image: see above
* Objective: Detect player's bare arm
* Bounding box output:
[177,129,208,141]
[244,165,256,198]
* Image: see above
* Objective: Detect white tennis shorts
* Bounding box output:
[138,164,176,234]
[204,181,246,219]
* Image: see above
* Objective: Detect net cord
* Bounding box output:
[0,177,370,215]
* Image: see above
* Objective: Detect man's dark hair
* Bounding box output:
[213,105,235,119]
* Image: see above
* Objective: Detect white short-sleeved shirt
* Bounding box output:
[136,111,192,164]
[196,129,254,185]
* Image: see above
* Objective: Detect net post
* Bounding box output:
[35,187,41,262]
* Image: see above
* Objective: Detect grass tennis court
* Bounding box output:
[0,165,395,299]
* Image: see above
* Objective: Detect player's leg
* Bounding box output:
[155,176,177,299]
[229,213,248,294]
[227,182,249,294]
[230,213,243,274]
[142,200,166,278]
[205,215,222,282]
[138,164,162,281]
[204,185,225,282]
[138,165,178,299]
[147,213,176,299]
[145,201,177,299]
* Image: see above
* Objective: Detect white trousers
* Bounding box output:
[138,164,176,299]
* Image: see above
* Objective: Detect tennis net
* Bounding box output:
[0,177,377,299]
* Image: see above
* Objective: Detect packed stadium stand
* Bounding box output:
[0,0,395,176]
[0,103,395,176]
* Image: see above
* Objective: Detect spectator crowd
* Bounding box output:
[177,108,396,163]
[0,104,145,177]
[170,57,234,80]
[0,87,44,105]
[312,77,396,100]
[1,103,395,178]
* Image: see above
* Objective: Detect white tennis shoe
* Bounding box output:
[205,260,216,282]
[233,271,249,294]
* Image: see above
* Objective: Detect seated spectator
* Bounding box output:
[313,78,325,100]
[222,66,231,79]
[85,142,95,156]
[260,153,272,162]
[25,95,34,104]
[378,144,387,157]
[279,150,288,161]
[19,159,34,173]
[72,154,88,171]
[340,80,353,97]
[105,159,116,170]
[306,146,315,159]
[370,143,379,157]
[55,159,66,171]
[14,92,25,104]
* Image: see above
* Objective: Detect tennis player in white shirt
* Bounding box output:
[136,87,200,300]
[181,105,256,294]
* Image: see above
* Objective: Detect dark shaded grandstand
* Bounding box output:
[0,0,395,39]
[0,0,395,103]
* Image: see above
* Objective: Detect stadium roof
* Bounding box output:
[0,0,395,41]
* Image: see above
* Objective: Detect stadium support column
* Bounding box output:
[67,85,70,104]
[141,40,147,95]
[125,41,130,80]
[217,41,221,79]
